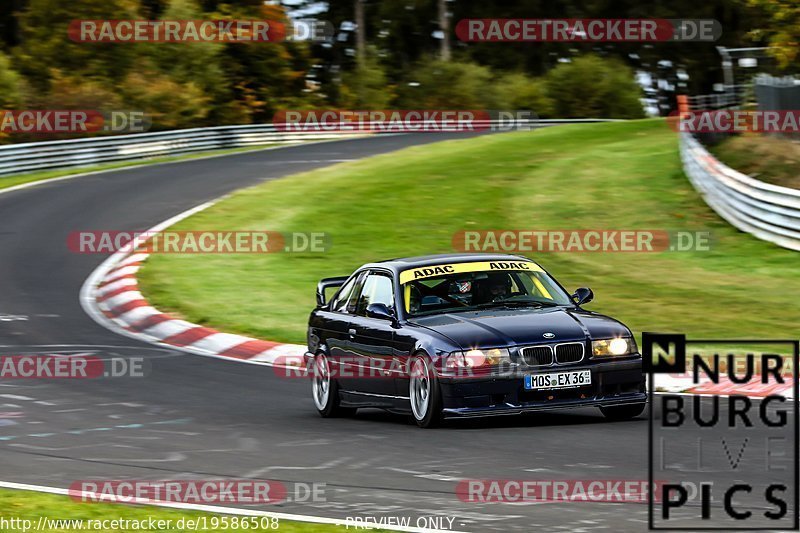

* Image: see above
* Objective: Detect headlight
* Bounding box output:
[445,348,511,369]
[592,337,636,357]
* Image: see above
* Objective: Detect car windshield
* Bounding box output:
[400,261,573,317]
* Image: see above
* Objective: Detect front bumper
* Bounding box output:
[440,358,646,418]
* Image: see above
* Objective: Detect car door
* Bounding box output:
[319,270,365,392]
[347,270,399,397]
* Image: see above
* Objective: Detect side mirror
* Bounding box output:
[316,276,348,308]
[572,287,594,306]
[366,303,395,321]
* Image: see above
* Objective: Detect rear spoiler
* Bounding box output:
[316,276,349,307]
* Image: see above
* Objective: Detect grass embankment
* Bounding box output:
[138,120,800,344]
[0,488,379,532]
[709,133,800,189]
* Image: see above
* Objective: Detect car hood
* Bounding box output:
[408,307,630,350]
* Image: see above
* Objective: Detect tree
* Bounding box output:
[437,0,450,60]
[13,0,140,91]
[747,0,800,69]
[340,47,393,108]
[142,0,235,125]
[544,55,645,118]
[0,51,22,108]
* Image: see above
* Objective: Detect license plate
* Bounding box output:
[524,370,592,390]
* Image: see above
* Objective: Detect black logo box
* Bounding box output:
[644,333,799,531]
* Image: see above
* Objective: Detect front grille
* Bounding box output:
[521,346,553,366]
[555,342,584,364]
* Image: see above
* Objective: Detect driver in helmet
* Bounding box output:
[473,272,511,304]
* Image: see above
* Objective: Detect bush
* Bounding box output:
[544,55,645,119]
[395,59,500,109]
[121,66,211,130]
[0,51,23,144]
[339,49,394,108]
[493,72,554,117]
[0,51,22,108]
[25,70,123,110]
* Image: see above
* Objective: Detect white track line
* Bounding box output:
[0,481,466,533]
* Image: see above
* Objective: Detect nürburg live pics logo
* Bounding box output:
[644,333,799,530]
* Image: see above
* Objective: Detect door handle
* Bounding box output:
[348,328,357,338]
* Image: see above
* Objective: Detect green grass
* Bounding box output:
[0,144,281,192]
[0,488,381,532]
[709,133,800,189]
[138,119,800,345]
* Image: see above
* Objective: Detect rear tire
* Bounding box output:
[600,402,646,421]
[312,353,356,418]
[409,354,443,428]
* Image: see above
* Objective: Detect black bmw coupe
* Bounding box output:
[305,253,646,427]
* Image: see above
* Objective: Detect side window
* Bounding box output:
[345,272,367,314]
[330,272,361,313]
[354,272,395,317]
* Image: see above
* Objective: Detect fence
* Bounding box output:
[680,132,800,252]
[685,92,742,111]
[755,74,800,110]
[0,119,615,177]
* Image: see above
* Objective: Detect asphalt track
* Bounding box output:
[0,133,795,532]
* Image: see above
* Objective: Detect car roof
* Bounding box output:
[360,253,533,274]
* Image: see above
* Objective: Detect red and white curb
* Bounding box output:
[94,252,304,365]
[653,372,794,399]
[79,200,306,367]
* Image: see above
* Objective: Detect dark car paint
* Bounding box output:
[306,253,646,417]
[408,307,631,349]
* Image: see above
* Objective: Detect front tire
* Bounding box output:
[600,402,646,421]
[409,354,443,428]
[312,353,355,418]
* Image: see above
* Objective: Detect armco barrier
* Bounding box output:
[0,124,347,176]
[680,132,800,252]
[0,119,615,177]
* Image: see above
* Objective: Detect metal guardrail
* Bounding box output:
[0,124,351,176]
[0,119,617,177]
[680,132,800,252]
[686,92,742,111]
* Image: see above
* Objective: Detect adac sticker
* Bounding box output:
[399,260,542,284]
